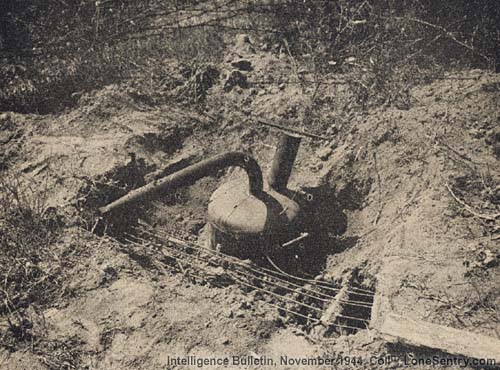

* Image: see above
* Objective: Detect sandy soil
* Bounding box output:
[0,37,499,370]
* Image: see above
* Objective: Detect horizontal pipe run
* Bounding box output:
[99,151,263,215]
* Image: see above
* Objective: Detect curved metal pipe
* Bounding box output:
[99,152,263,215]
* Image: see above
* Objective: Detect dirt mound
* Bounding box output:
[1,89,203,225]
[1,40,499,369]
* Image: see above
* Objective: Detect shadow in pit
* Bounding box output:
[78,155,154,238]
[263,183,368,278]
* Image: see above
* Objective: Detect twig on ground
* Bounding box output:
[446,183,500,221]
[236,109,332,141]
[385,16,491,63]
[177,260,186,275]
[372,152,383,225]
[282,233,309,248]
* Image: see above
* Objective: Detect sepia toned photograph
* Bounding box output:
[0,1,499,369]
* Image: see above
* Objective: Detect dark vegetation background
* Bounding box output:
[0,0,499,114]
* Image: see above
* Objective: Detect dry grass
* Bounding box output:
[1,1,498,114]
[0,172,99,368]
[0,173,62,347]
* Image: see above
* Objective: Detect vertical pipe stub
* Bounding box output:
[268,133,302,191]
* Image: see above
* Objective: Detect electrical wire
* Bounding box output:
[142,226,375,299]
[128,232,331,304]
[264,254,373,308]
[139,227,339,300]
[125,235,370,326]
[265,301,366,332]
[124,233,368,332]
[145,229,374,310]
[142,227,375,307]
[126,233,372,321]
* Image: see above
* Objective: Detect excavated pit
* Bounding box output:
[3,43,500,369]
[123,225,376,337]
[74,119,381,340]
[85,154,377,338]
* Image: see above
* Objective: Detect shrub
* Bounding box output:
[264,0,499,107]
[0,0,498,113]
[0,0,227,113]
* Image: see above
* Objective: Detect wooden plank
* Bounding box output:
[374,312,500,363]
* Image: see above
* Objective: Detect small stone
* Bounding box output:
[231,59,252,71]
[317,147,333,161]
[235,34,251,46]
[220,338,231,345]
[234,34,255,54]
[0,112,11,123]
[186,220,204,234]
[470,128,485,139]
[241,301,252,310]
[483,250,498,267]
[223,70,248,92]
[99,265,117,285]
[327,125,338,135]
